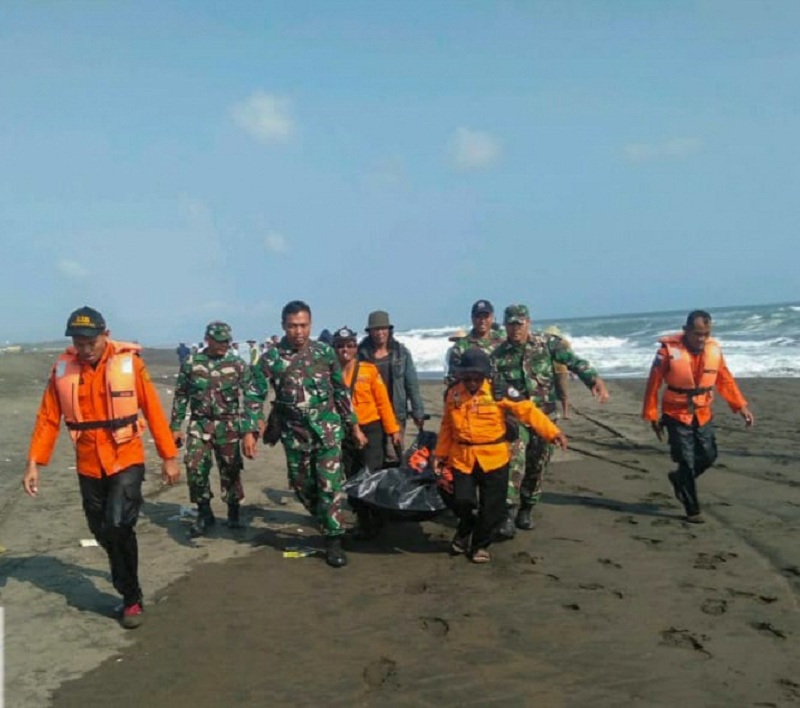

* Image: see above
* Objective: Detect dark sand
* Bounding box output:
[1,350,798,707]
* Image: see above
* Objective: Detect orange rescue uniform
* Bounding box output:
[343,361,400,434]
[28,341,178,477]
[642,335,747,426]
[435,380,561,474]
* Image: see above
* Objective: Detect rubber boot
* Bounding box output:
[325,537,348,568]
[515,503,535,531]
[495,506,517,541]
[189,501,216,538]
[226,502,244,529]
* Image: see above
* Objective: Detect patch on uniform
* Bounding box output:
[505,386,525,402]
[55,360,66,378]
[120,356,134,374]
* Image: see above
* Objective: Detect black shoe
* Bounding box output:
[189,502,216,538]
[515,504,535,531]
[225,503,244,529]
[495,507,517,540]
[325,537,348,568]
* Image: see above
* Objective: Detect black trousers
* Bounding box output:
[663,416,718,516]
[78,464,145,606]
[452,462,509,550]
[342,420,385,479]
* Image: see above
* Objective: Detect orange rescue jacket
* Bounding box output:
[343,361,400,434]
[28,340,178,478]
[54,341,144,444]
[435,380,560,474]
[642,334,747,426]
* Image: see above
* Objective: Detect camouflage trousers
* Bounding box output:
[283,443,346,537]
[506,424,553,507]
[184,428,245,505]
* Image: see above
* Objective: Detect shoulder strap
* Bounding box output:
[349,361,360,395]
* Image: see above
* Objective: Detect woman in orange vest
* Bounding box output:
[22,307,180,629]
[333,326,400,538]
[642,310,754,523]
[434,349,567,563]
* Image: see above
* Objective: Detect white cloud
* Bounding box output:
[57,259,89,279]
[623,137,703,163]
[264,230,288,253]
[231,91,295,144]
[450,127,502,171]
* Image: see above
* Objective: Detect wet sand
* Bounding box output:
[1,350,799,706]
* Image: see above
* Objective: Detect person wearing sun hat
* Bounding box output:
[357,310,424,464]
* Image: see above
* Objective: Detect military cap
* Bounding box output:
[332,326,357,342]
[65,306,107,337]
[503,304,530,325]
[457,349,492,378]
[365,310,393,331]
[205,321,232,342]
[471,299,494,316]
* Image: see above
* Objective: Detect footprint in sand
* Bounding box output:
[726,588,778,604]
[700,598,728,616]
[562,603,581,611]
[632,535,664,547]
[404,580,429,595]
[751,621,788,640]
[615,515,639,525]
[693,551,737,570]
[778,678,800,700]
[419,617,449,638]
[660,627,711,657]
[363,657,398,690]
[598,558,622,569]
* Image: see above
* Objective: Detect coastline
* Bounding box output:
[1,353,798,706]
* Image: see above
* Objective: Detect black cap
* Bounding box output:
[332,326,357,342]
[471,300,494,316]
[457,349,492,378]
[65,306,107,337]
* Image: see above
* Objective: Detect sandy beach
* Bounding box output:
[1,350,798,707]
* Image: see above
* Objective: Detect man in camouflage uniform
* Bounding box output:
[171,321,251,537]
[242,301,364,568]
[492,304,609,535]
[445,299,506,387]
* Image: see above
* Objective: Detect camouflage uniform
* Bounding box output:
[170,330,251,506]
[243,337,356,537]
[492,305,599,507]
[445,328,506,387]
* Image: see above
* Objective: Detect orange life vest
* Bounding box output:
[660,334,721,424]
[53,340,144,444]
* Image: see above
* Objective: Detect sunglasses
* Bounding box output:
[334,342,357,349]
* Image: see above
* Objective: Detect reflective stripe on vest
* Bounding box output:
[53,340,143,444]
[660,334,720,422]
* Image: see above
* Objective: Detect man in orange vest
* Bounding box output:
[22,306,181,628]
[434,349,568,563]
[642,310,754,523]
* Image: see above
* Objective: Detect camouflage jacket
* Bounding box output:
[243,338,357,450]
[170,350,252,435]
[492,332,598,415]
[445,328,506,386]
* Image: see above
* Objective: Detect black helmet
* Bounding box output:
[457,349,491,378]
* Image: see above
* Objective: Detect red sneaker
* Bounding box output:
[121,602,145,630]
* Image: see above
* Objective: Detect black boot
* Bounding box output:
[515,503,535,531]
[495,506,517,541]
[189,501,216,538]
[226,502,244,529]
[325,537,348,568]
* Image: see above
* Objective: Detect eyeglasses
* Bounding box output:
[334,342,357,349]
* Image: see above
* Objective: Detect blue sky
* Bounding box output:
[2,1,798,345]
